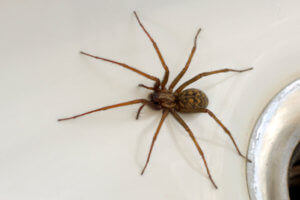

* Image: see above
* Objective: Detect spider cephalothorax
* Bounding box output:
[58,11,252,189]
[150,90,176,109]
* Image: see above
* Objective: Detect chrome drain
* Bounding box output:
[247,79,300,200]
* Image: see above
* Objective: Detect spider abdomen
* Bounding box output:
[176,88,209,113]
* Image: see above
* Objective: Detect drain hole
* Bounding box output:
[289,142,300,200]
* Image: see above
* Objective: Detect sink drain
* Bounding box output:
[247,79,300,200]
[289,142,300,199]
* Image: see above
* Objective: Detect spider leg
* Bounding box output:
[58,99,150,121]
[138,84,155,91]
[200,108,251,163]
[141,110,169,175]
[80,51,160,88]
[169,28,201,90]
[136,104,146,120]
[171,110,218,189]
[133,11,169,90]
[176,67,253,93]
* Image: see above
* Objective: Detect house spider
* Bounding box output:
[58,11,252,189]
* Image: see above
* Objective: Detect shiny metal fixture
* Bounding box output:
[247,78,300,200]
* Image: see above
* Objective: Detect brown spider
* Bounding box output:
[58,11,252,189]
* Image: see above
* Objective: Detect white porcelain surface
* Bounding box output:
[0,0,300,199]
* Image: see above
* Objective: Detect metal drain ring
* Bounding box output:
[247,79,300,200]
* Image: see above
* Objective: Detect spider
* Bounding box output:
[58,11,252,189]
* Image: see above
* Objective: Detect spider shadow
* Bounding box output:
[133,107,162,170]
[166,112,232,176]
[133,108,233,178]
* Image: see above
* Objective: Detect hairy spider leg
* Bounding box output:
[58,99,150,121]
[135,83,157,118]
[171,110,218,189]
[138,84,155,91]
[80,51,160,88]
[169,28,201,90]
[133,11,169,90]
[200,108,251,162]
[176,67,253,93]
[141,110,169,175]
[136,104,146,120]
